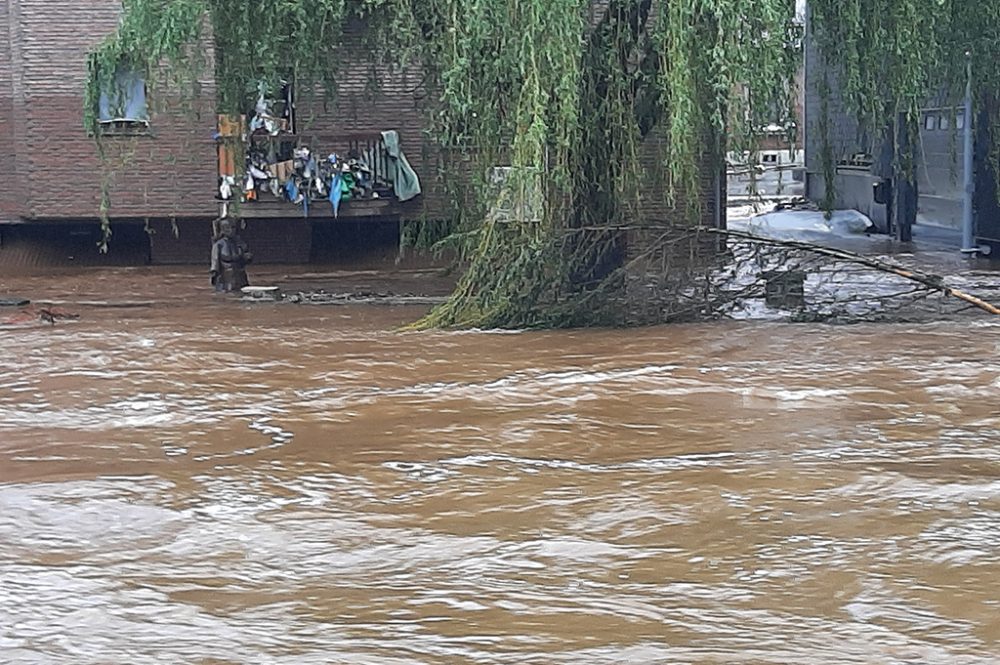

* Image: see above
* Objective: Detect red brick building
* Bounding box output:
[0,2,446,265]
[1,1,722,267]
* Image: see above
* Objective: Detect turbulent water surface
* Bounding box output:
[1,267,999,664]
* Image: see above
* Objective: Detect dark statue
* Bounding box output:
[210,219,253,292]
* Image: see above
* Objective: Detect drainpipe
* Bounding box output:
[961,51,976,254]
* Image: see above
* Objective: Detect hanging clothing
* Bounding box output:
[329,173,343,217]
[340,171,355,200]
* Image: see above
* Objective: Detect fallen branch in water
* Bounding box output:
[34,299,153,309]
[697,227,1000,316]
[1,305,80,326]
[292,294,448,307]
[561,222,1000,321]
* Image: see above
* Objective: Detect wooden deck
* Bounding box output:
[235,196,415,221]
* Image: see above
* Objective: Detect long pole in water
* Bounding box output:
[961,52,976,253]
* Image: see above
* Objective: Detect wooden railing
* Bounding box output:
[217,119,410,219]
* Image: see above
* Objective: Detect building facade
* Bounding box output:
[1,0,722,267]
[0,1,448,265]
[802,3,999,253]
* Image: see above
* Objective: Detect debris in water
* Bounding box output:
[1,305,80,326]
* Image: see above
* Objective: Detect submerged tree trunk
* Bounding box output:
[565,0,654,294]
[892,113,918,243]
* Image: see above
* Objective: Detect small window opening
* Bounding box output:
[248,79,295,136]
[939,115,950,131]
[924,114,936,131]
[98,63,149,127]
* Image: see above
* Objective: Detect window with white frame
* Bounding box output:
[97,63,149,125]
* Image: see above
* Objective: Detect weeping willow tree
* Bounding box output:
[84,0,996,328]
[84,0,800,327]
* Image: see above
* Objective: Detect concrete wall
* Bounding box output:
[804,11,869,175]
[0,223,151,268]
[805,169,888,230]
[975,103,1000,249]
[915,106,968,229]
[802,5,994,236]
[146,218,312,265]
[803,4,891,232]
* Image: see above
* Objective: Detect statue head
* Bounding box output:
[219,219,235,238]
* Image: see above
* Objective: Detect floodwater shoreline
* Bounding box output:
[2,264,999,663]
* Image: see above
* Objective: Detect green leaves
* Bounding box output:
[809,0,1000,202]
[811,0,999,136]
[84,0,802,327]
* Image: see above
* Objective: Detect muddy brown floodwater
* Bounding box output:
[1,267,999,664]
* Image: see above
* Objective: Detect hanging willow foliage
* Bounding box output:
[86,0,802,327]
[810,0,999,128]
[809,0,1000,186]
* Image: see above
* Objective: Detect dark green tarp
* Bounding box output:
[380,130,421,202]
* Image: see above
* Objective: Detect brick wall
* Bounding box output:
[2,1,721,268]
[634,127,723,227]
[288,18,450,221]
[3,0,219,222]
[1,4,449,225]
[618,124,725,324]
[0,0,22,222]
